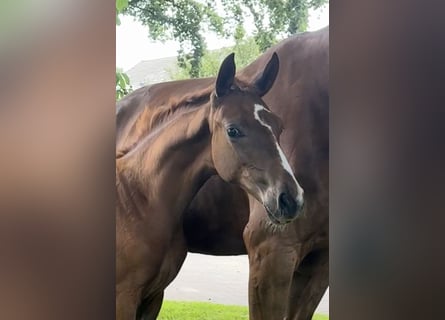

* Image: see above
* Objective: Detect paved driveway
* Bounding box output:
[165,253,329,315]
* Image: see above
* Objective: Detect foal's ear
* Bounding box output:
[253,52,279,97]
[215,52,236,98]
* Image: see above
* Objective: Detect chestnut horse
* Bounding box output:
[117,27,328,319]
[182,28,329,320]
[116,53,304,320]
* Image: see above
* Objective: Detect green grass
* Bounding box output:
[158,300,329,320]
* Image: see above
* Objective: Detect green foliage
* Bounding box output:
[126,0,223,78]
[158,300,329,320]
[125,0,327,78]
[170,36,261,80]
[116,0,132,100]
[116,0,128,25]
[116,69,132,101]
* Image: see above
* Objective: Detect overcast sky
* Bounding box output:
[116,4,329,71]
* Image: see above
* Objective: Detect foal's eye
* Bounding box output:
[226,127,243,138]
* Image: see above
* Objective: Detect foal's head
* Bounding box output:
[208,53,304,224]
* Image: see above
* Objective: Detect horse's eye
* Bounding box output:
[226,127,243,138]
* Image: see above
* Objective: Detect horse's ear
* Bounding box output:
[215,53,236,98]
[253,52,279,97]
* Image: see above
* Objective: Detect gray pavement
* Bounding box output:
[165,253,329,315]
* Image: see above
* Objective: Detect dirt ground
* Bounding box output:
[165,253,329,315]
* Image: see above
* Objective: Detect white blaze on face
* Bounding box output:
[253,104,304,202]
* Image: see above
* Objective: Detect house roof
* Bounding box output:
[125,56,177,89]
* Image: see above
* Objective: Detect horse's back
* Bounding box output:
[240,27,328,88]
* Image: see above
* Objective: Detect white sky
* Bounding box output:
[116,3,329,71]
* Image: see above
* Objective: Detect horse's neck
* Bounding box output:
[117,105,216,219]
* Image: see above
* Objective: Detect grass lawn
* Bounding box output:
[158,300,329,320]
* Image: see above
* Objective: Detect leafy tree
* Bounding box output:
[116,0,132,101]
[125,0,327,78]
[170,32,261,79]
[116,68,132,100]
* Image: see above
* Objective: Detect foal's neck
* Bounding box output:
[117,105,216,218]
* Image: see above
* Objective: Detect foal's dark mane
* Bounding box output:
[116,78,214,158]
[116,77,252,159]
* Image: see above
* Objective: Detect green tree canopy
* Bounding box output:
[125,0,327,78]
[170,35,261,79]
[116,68,131,101]
[116,0,132,101]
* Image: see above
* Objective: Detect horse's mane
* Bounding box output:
[147,86,213,131]
[116,78,215,158]
[144,77,253,131]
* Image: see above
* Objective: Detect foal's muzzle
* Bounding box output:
[264,190,304,225]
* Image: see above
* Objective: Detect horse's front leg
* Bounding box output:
[116,287,139,320]
[137,235,187,320]
[286,248,329,320]
[116,233,164,320]
[137,291,164,320]
[244,206,299,320]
